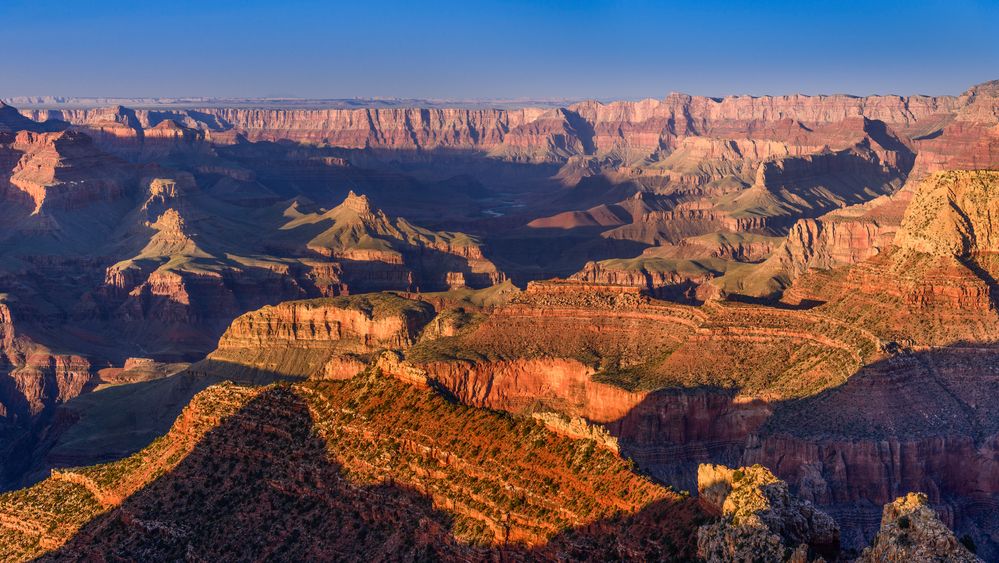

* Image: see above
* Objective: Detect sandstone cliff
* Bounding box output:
[0,299,93,489]
[203,293,435,379]
[894,170,999,257]
[3,130,134,212]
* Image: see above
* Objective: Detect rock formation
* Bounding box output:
[203,293,435,378]
[858,492,981,562]
[0,299,93,488]
[20,85,983,161]
[696,463,839,562]
[279,191,504,291]
[3,130,134,212]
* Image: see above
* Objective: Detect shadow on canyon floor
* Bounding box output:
[40,383,703,562]
[725,293,826,310]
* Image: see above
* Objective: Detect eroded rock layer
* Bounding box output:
[0,376,701,561]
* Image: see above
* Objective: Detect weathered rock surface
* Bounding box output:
[894,170,999,257]
[3,130,134,212]
[696,463,839,562]
[749,170,999,303]
[858,492,981,562]
[203,293,434,378]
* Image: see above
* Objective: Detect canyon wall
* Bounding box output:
[18,82,995,166]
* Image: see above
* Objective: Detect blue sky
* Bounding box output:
[1,0,996,99]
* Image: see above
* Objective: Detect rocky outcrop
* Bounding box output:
[696,463,839,562]
[858,493,981,562]
[569,260,717,302]
[745,211,901,296]
[909,81,999,177]
[0,299,93,489]
[530,411,620,453]
[894,170,999,257]
[0,302,92,422]
[204,294,434,378]
[216,295,432,350]
[606,391,772,490]
[749,170,999,302]
[741,343,999,554]
[421,357,643,422]
[3,130,134,212]
[776,217,895,276]
[283,191,505,292]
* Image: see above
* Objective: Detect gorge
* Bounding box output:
[1,77,998,561]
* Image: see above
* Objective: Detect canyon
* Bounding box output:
[0,78,998,560]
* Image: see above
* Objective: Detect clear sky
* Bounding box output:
[1,0,997,99]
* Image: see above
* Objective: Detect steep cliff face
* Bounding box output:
[894,170,999,257]
[742,210,901,296]
[2,130,134,212]
[18,83,988,164]
[421,357,642,422]
[748,170,999,303]
[605,391,772,489]
[744,344,999,554]
[569,258,719,302]
[204,294,435,378]
[909,81,999,177]
[0,300,93,489]
[0,302,93,423]
[780,216,896,274]
[16,106,208,161]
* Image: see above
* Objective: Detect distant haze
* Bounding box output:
[1,0,997,99]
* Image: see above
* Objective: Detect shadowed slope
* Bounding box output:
[0,374,702,561]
